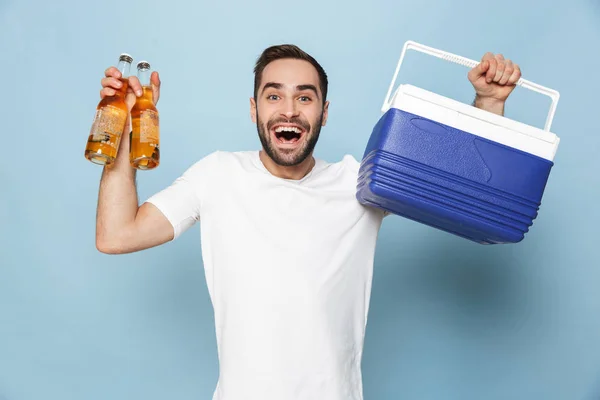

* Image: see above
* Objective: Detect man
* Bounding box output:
[95,44,521,400]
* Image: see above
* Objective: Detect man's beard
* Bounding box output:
[256,111,323,167]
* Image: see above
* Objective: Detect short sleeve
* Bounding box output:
[145,152,219,240]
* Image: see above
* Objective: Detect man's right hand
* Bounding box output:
[95,65,173,254]
[100,67,161,111]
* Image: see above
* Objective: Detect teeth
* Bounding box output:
[275,126,302,134]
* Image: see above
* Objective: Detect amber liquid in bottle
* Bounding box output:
[84,54,133,166]
[130,61,160,170]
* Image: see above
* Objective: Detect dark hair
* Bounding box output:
[253,44,328,104]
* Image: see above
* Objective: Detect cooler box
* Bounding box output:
[356,41,561,244]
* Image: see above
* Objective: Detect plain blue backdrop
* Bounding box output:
[1,0,599,399]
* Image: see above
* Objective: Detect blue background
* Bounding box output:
[1,0,599,399]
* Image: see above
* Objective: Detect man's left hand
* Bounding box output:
[468,52,521,115]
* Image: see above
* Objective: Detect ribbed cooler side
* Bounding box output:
[356,108,554,244]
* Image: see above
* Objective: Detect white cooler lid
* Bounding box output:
[389,84,560,161]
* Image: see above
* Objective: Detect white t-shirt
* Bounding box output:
[146,150,386,400]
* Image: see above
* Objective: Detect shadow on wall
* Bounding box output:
[129,239,220,397]
[362,223,546,397]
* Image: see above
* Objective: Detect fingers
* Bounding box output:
[101,67,123,99]
[100,87,116,99]
[100,67,162,101]
[468,59,489,82]
[104,66,121,79]
[479,52,521,85]
[498,60,513,85]
[493,54,505,83]
[150,71,161,104]
[476,51,494,83]
[507,63,521,85]
[151,71,160,87]
[101,77,124,90]
[128,76,143,97]
[100,73,122,99]
[486,58,497,83]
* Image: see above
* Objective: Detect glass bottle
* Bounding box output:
[84,53,133,165]
[130,61,160,170]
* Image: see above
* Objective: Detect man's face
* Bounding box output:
[251,58,329,167]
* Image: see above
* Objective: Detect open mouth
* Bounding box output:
[272,125,306,145]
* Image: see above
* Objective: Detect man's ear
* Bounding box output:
[250,97,257,123]
[322,100,330,126]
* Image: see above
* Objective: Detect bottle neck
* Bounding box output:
[117,60,132,78]
[138,68,151,86]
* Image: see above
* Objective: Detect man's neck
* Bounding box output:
[259,150,315,180]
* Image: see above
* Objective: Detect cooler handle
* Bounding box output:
[382,40,560,132]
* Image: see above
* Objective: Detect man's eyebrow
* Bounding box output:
[296,84,320,99]
[261,82,282,93]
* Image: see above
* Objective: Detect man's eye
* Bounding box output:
[299,96,311,102]
[267,95,280,100]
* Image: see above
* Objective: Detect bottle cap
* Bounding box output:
[137,61,151,70]
[119,53,134,63]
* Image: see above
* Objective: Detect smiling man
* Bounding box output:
[95,44,521,400]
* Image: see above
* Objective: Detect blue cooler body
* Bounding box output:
[357,107,554,244]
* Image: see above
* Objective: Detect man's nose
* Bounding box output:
[280,98,299,119]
